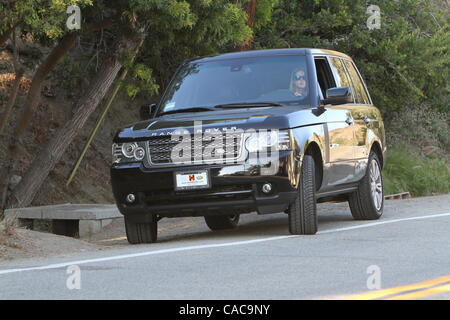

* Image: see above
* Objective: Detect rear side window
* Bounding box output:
[343,60,371,105]
[329,57,352,89]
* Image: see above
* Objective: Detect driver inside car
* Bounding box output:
[258,66,309,101]
[290,68,308,97]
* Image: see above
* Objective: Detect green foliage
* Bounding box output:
[3,0,448,202]
[128,0,252,98]
[128,0,196,29]
[254,0,279,31]
[124,63,159,99]
[0,0,93,39]
[383,144,450,196]
[12,0,252,101]
[255,0,450,114]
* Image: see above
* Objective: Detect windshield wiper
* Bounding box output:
[158,103,282,116]
[158,107,216,116]
[214,102,282,109]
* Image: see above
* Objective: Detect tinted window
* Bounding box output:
[314,58,336,98]
[159,56,311,113]
[329,57,352,89]
[343,60,371,104]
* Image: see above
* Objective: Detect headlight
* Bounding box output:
[122,142,138,158]
[112,142,146,164]
[245,130,291,153]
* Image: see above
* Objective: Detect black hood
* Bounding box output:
[114,106,326,141]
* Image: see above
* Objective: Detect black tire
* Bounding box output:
[288,155,318,235]
[348,151,384,220]
[204,214,240,231]
[125,216,157,244]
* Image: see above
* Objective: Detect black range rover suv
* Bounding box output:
[111,48,386,244]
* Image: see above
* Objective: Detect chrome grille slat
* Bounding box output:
[146,133,243,165]
[113,145,122,155]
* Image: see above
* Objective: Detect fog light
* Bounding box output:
[262,183,272,194]
[126,193,136,203]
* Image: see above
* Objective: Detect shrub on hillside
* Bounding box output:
[386,103,450,152]
[383,144,450,196]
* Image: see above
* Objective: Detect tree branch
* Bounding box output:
[0,22,19,48]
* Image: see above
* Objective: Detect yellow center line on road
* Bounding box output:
[386,283,450,300]
[345,275,450,300]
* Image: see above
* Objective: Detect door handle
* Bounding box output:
[345,117,354,125]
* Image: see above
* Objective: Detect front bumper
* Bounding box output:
[110,152,298,218]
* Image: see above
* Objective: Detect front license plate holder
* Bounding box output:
[174,170,211,191]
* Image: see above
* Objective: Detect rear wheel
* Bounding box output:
[204,214,240,231]
[288,155,318,235]
[348,151,384,220]
[125,216,157,244]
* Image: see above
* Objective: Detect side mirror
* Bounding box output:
[324,87,353,105]
[140,103,157,120]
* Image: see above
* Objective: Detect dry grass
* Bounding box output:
[386,103,450,153]
[0,216,23,250]
[0,72,32,92]
[0,216,18,237]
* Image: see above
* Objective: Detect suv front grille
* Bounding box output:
[146,132,244,165]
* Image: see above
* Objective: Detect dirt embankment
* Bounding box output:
[1,46,154,260]
[0,48,150,207]
[0,218,103,261]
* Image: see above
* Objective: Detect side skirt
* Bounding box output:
[315,185,358,200]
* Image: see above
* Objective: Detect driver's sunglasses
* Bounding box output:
[294,75,306,80]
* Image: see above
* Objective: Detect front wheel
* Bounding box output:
[288,155,318,235]
[348,151,384,220]
[204,214,240,231]
[125,216,157,244]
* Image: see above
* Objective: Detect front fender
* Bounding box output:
[288,124,327,188]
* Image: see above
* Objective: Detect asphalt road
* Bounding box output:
[0,194,449,300]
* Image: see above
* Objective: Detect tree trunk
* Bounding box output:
[0,32,80,213]
[8,35,142,208]
[12,14,118,137]
[241,0,257,51]
[0,24,16,48]
[0,25,23,134]
[0,136,18,214]
[14,32,80,137]
[0,68,24,134]
[0,25,23,215]
[0,19,120,213]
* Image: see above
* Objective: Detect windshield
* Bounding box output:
[158,55,311,114]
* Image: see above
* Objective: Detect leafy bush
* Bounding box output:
[383,144,450,196]
[386,103,450,152]
[383,102,449,197]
